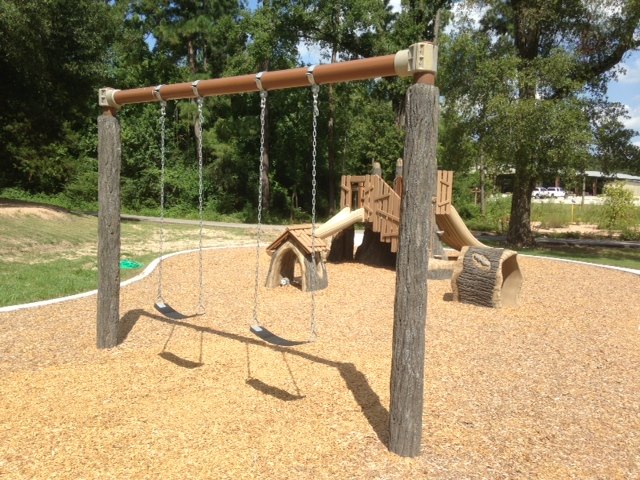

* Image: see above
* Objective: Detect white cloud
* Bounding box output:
[622,105,640,130]
[445,2,488,35]
[617,55,640,85]
[298,40,328,65]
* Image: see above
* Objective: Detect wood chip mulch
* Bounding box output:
[1,248,639,479]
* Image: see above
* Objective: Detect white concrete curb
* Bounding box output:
[520,254,640,276]
[0,242,637,314]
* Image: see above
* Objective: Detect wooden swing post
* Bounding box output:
[389,54,439,457]
[97,107,121,349]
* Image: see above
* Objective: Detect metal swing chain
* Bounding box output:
[196,96,206,315]
[157,100,168,305]
[309,84,319,341]
[252,90,268,329]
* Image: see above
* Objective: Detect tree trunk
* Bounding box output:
[188,39,196,74]
[506,166,536,247]
[479,152,486,215]
[389,82,439,457]
[97,112,121,349]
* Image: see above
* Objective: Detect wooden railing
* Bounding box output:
[339,171,454,254]
[340,175,401,252]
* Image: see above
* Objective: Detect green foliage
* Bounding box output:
[531,203,572,229]
[449,172,480,219]
[465,195,512,233]
[339,84,405,179]
[598,182,637,232]
[440,0,640,245]
[0,0,117,192]
[3,0,636,235]
[620,227,640,241]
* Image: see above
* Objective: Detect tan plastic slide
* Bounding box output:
[314,207,365,239]
[435,205,487,251]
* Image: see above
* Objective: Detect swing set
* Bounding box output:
[146,72,323,345]
[153,93,206,321]
[97,41,438,457]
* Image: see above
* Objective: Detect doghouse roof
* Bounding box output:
[266,225,329,255]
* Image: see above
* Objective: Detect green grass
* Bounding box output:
[481,238,640,270]
[1,199,638,308]
[466,200,640,232]
[0,257,99,306]
[524,247,640,270]
[0,207,262,308]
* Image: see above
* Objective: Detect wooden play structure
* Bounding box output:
[339,175,402,252]
[326,169,522,308]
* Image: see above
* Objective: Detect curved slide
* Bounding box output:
[314,207,365,239]
[435,205,487,251]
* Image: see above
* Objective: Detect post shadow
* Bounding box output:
[118,308,390,446]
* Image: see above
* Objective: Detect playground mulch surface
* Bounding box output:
[1,248,639,479]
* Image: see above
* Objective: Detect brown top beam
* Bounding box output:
[99,43,437,108]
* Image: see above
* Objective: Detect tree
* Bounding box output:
[590,102,640,175]
[442,0,640,246]
[300,0,393,212]
[130,0,242,76]
[0,0,117,192]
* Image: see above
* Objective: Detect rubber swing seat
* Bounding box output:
[154,301,192,321]
[250,325,309,347]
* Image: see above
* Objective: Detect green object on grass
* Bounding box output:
[120,259,143,270]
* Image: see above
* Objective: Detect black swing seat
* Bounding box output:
[154,301,193,321]
[250,325,309,347]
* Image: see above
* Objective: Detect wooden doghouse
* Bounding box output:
[265,225,329,292]
[265,208,365,292]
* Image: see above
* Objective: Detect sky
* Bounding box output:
[609,53,640,146]
[248,0,639,145]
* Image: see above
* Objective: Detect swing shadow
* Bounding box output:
[245,378,305,401]
[158,351,203,369]
[118,308,390,446]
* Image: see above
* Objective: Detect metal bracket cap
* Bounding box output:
[152,84,165,102]
[255,71,266,92]
[407,42,438,74]
[191,80,201,98]
[306,65,318,86]
[98,88,121,109]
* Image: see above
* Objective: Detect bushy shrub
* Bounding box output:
[598,182,636,232]
[532,203,571,228]
[620,227,640,241]
[465,195,511,233]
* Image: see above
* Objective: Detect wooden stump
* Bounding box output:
[265,241,328,292]
[327,226,355,263]
[451,246,523,308]
[354,225,396,268]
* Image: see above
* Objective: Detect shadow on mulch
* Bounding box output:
[245,378,305,401]
[118,308,390,447]
[158,351,203,369]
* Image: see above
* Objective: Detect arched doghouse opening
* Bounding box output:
[265,241,327,292]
